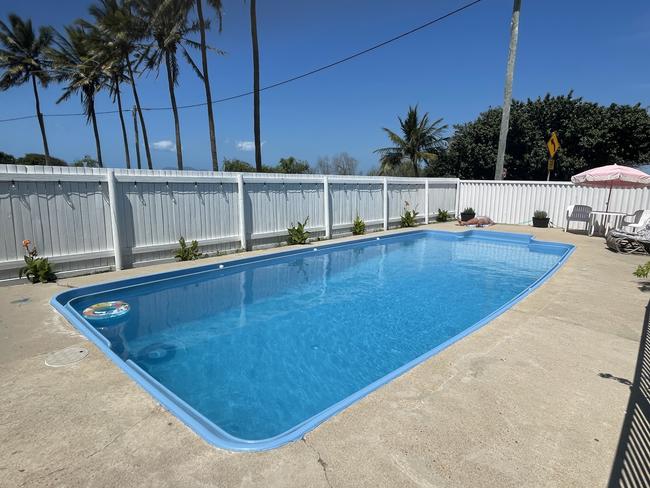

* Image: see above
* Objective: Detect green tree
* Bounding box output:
[48,24,107,167]
[73,154,100,167]
[277,156,310,174]
[137,0,200,170]
[223,158,255,172]
[195,0,222,171]
[89,0,153,169]
[0,151,16,164]
[79,12,131,168]
[375,106,448,177]
[0,15,53,165]
[17,153,67,166]
[444,93,650,180]
[223,158,275,173]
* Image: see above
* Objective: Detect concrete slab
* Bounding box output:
[0,224,646,487]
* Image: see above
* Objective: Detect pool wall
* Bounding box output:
[51,229,574,451]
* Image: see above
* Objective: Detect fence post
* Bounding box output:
[454,178,461,218]
[323,176,331,239]
[383,177,389,231]
[106,169,123,270]
[424,179,430,225]
[237,173,247,250]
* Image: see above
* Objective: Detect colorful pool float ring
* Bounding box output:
[82,301,130,321]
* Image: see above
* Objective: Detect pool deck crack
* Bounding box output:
[86,410,156,459]
[302,437,333,488]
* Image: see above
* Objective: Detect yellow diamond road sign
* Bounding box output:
[547,132,560,157]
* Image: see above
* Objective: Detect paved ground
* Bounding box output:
[0,223,646,488]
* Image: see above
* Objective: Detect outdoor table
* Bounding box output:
[588,211,626,237]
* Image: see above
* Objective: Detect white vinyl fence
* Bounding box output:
[3,164,650,282]
[457,180,650,230]
[0,165,457,281]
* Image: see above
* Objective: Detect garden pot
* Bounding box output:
[460,212,475,222]
[532,217,550,228]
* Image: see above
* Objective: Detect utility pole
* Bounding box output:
[494,0,522,180]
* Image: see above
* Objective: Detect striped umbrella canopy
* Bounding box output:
[571,163,650,211]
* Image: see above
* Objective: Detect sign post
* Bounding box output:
[546,131,560,181]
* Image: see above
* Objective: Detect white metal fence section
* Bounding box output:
[458,180,650,229]
[4,164,650,281]
[0,165,458,280]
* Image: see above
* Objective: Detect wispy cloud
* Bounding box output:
[236,140,266,152]
[153,140,176,152]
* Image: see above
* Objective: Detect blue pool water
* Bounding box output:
[53,230,573,450]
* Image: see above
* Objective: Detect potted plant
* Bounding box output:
[532,210,550,228]
[460,207,476,222]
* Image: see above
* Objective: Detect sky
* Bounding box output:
[0,0,649,173]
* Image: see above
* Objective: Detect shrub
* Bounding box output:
[223,158,276,173]
[352,215,366,235]
[634,262,650,279]
[400,202,419,228]
[18,240,56,283]
[436,209,450,222]
[288,217,310,244]
[73,155,100,167]
[462,207,475,214]
[174,237,203,261]
[16,153,68,166]
[0,151,16,165]
[533,210,548,219]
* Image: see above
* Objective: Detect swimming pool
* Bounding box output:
[52,229,573,451]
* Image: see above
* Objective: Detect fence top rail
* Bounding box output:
[0,164,460,185]
[461,179,575,186]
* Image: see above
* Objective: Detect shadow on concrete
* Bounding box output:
[607,300,650,487]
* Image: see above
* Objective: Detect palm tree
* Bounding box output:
[195,0,222,171]
[81,18,131,168]
[374,106,448,177]
[0,15,53,165]
[89,0,154,169]
[249,0,262,171]
[48,24,107,167]
[137,0,200,170]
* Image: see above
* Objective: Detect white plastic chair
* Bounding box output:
[620,210,650,234]
[565,204,592,232]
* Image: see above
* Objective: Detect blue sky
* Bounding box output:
[0,0,649,172]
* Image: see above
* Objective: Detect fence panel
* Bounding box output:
[8,163,650,282]
[458,180,650,229]
[428,181,458,218]
[388,182,426,223]
[330,181,384,229]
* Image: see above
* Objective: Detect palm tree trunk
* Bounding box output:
[126,55,153,169]
[164,51,183,170]
[114,78,131,169]
[132,106,142,169]
[31,75,50,165]
[249,0,262,171]
[197,0,218,171]
[88,96,103,167]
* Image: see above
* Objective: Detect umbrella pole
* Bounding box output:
[606,184,613,212]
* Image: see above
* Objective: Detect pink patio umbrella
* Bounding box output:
[571,163,650,211]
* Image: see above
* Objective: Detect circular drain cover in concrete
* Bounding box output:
[45,346,89,367]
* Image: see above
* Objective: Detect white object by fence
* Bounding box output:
[4,164,650,282]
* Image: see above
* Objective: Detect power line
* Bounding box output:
[0,0,484,123]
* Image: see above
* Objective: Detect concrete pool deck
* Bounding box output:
[0,223,647,487]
